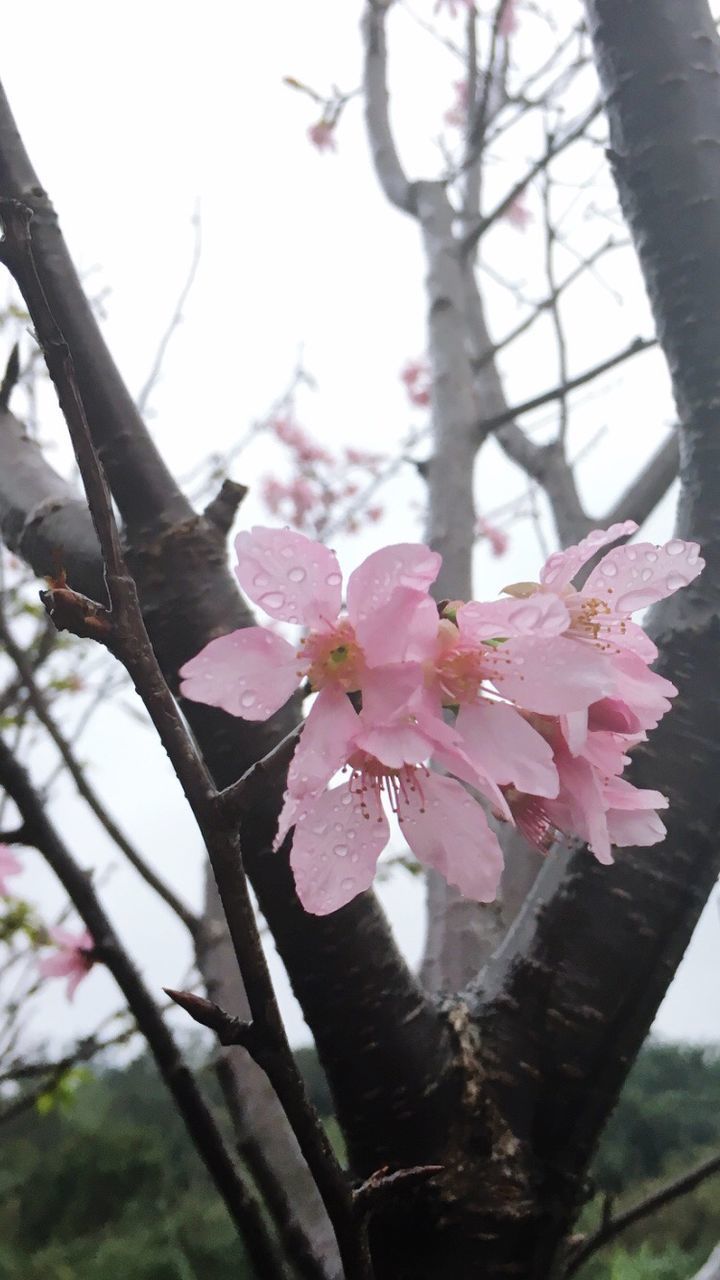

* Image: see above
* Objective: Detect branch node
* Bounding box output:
[202,479,248,536]
[39,584,114,643]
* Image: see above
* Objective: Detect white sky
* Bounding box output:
[0,0,717,1056]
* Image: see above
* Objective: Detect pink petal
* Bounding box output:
[48,926,84,949]
[553,751,612,864]
[602,776,668,812]
[180,627,299,721]
[0,845,22,876]
[346,543,440,636]
[562,709,589,755]
[611,651,677,730]
[38,953,79,979]
[485,635,614,713]
[65,964,90,1002]
[275,690,359,847]
[456,702,559,798]
[584,538,704,613]
[607,808,666,848]
[356,666,462,769]
[357,589,439,667]
[234,527,343,628]
[399,772,504,902]
[458,593,570,641]
[580,730,632,776]
[289,783,389,915]
[540,521,638,591]
[587,698,642,735]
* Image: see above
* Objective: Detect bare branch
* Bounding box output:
[564,1149,720,1276]
[362,1,417,215]
[476,335,657,436]
[0,736,285,1279]
[602,430,679,528]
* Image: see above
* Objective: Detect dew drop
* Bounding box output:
[280,545,294,559]
[326,572,342,587]
[288,566,307,583]
[601,560,618,578]
[615,589,657,612]
[666,572,689,592]
[341,877,355,893]
[640,568,653,582]
[240,690,256,708]
[334,843,349,858]
[260,591,285,611]
[666,540,685,556]
[625,547,637,561]
[340,792,353,806]
[253,572,270,588]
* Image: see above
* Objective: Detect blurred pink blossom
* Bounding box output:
[504,192,532,230]
[476,517,509,558]
[498,0,518,36]
[307,120,336,153]
[0,845,22,897]
[401,358,432,408]
[444,79,469,129]
[38,926,95,1001]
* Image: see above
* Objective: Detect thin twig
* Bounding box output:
[564,1151,720,1276]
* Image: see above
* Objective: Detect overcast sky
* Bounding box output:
[1,0,717,1054]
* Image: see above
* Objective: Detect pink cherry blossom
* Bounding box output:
[434,0,474,15]
[308,120,336,153]
[180,529,441,722]
[38,926,95,1001]
[498,0,518,36]
[504,193,531,230]
[444,80,469,130]
[400,358,432,408]
[0,844,22,896]
[476,517,509,558]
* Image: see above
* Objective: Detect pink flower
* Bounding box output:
[476,516,509,557]
[434,0,474,15]
[0,844,22,897]
[38,926,95,1001]
[498,0,518,36]
[276,672,507,915]
[308,120,336,153]
[444,80,470,130]
[400,358,432,408]
[180,528,442,724]
[504,193,532,230]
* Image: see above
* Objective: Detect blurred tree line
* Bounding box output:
[0,1040,717,1280]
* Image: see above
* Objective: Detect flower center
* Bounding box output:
[300,619,365,692]
[347,756,428,818]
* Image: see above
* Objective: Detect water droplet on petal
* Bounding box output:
[601,560,618,578]
[341,793,353,806]
[281,546,294,559]
[240,690,256,708]
[253,572,270,588]
[644,550,658,563]
[666,540,685,556]
[288,566,307,583]
[334,843,349,857]
[326,572,342,587]
[625,548,637,561]
[615,589,658,612]
[666,572,689,592]
[640,568,653,582]
[260,591,285,611]
[341,877,355,893]
[509,604,540,628]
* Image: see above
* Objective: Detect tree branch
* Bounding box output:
[0,196,372,1280]
[564,1149,720,1276]
[602,429,679,527]
[0,736,285,1280]
[362,1,417,215]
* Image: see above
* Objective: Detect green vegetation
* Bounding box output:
[0,1041,717,1278]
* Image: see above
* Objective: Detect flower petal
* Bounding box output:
[180,627,299,721]
[485,635,614,713]
[611,651,677,730]
[584,538,704,613]
[357,589,439,667]
[346,543,440,635]
[399,772,504,902]
[540,521,638,591]
[457,702,559,798]
[234,527,343,628]
[458,593,570,641]
[290,783,389,914]
[607,808,666,848]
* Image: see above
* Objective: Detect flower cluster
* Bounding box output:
[180,523,702,916]
[0,844,22,897]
